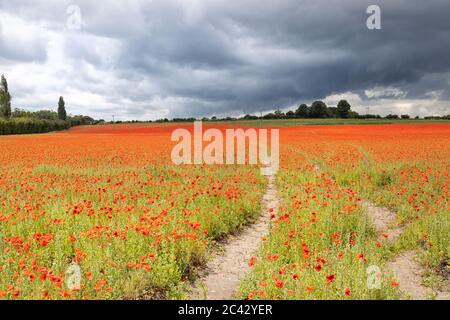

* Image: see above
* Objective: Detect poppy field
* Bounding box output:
[0,124,266,299]
[0,123,449,300]
[240,124,450,299]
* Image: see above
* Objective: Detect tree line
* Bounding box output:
[149,100,449,123]
[0,75,94,135]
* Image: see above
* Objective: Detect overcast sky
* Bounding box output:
[1,0,449,120]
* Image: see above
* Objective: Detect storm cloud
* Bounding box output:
[0,0,449,120]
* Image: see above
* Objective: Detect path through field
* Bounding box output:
[315,163,448,300]
[191,167,280,300]
[364,201,449,300]
[362,201,403,242]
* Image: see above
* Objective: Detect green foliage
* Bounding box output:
[309,101,328,118]
[295,104,309,118]
[386,114,400,119]
[376,172,393,187]
[0,118,71,135]
[68,115,95,126]
[58,96,67,121]
[285,110,295,118]
[337,100,351,118]
[12,108,59,120]
[274,109,285,119]
[0,75,12,119]
[326,106,339,118]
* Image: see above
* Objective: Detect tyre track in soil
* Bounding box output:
[315,163,449,300]
[363,201,449,300]
[190,167,280,300]
[361,200,430,299]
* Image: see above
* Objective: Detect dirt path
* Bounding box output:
[387,251,431,299]
[363,200,449,300]
[362,201,403,242]
[362,200,427,299]
[387,251,450,300]
[190,168,280,300]
[314,163,449,300]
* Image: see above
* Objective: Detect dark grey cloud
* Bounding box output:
[0,0,449,119]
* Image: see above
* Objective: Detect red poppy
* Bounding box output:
[326,274,336,285]
[356,253,365,260]
[390,281,400,287]
[274,277,284,288]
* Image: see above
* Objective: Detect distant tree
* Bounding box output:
[0,75,12,119]
[263,113,276,120]
[310,101,328,118]
[295,104,309,118]
[36,110,58,120]
[12,108,30,118]
[358,113,379,119]
[327,107,339,118]
[274,109,285,119]
[401,114,410,119]
[68,115,94,126]
[286,110,295,118]
[243,114,259,120]
[11,108,59,120]
[58,96,67,121]
[337,100,351,118]
[385,114,399,119]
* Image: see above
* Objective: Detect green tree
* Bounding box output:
[274,109,285,119]
[327,107,338,118]
[337,100,351,118]
[310,101,328,118]
[295,104,309,118]
[58,96,67,121]
[286,110,295,118]
[0,75,12,119]
[386,114,399,119]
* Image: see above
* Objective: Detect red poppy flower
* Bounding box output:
[326,274,336,285]
[248,257,257,267]
[274,277,284,288]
